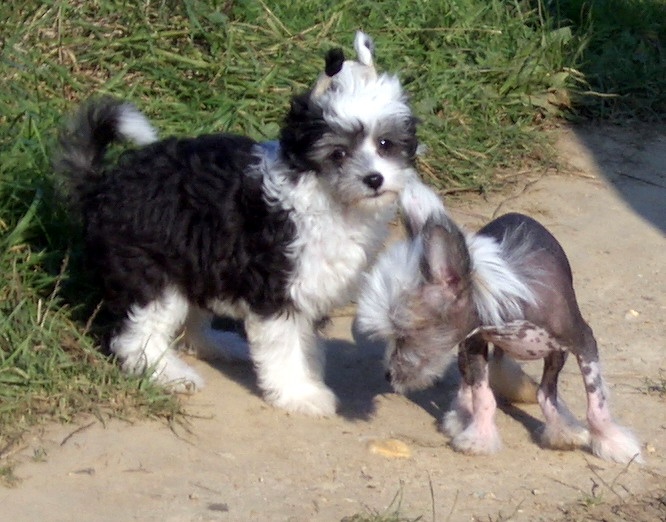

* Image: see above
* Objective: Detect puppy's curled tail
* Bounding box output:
[55,97,158,204]
[489,349,539,404]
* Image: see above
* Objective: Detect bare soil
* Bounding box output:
[2,125,665,521]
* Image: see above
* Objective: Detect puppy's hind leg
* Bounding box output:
[245,312,337,417]
[110,287,203,392]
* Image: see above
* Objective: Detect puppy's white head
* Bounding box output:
[280,32,418,212]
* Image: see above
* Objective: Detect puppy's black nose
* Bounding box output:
[362,172,384,190]
[384,370,392,382]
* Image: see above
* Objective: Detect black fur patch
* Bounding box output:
[55,97,129,199]
[70,127,297,317]
[324,48,345,77]
[279,92,331,173]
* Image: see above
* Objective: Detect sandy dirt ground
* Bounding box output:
[2,125,665,521]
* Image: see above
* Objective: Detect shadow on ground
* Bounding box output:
[571,125,666,234]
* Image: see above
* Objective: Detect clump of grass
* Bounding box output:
[0,5,185,443]
[341,514,420,522]
[341,486,423,522]
[551,0,666,119]
[0,464,21,488]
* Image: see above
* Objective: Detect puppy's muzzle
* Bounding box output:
[362,172,384,191]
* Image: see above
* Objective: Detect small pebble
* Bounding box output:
[624,309,640,320]
[368,438,411,459]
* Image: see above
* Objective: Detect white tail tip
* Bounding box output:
[117,104,158,146]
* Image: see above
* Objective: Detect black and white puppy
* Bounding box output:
[56,32,421,416]
[357,182,642,463]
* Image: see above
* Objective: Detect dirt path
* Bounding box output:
[2,125,665,521]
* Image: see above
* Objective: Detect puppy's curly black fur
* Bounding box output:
[57,98,297,318]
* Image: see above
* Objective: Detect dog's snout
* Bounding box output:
[362,172,384,190]
[384,370,392,382]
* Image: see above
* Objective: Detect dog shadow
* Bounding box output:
[202,320,545,436]
[199,318,391,420]
[401,356,545,443]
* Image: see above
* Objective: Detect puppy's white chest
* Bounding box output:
[289,209,390,318]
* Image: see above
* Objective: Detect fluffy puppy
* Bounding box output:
[56,32,420,416]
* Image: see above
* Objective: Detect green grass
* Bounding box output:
[551,0,666,118]
[0,0,664,456]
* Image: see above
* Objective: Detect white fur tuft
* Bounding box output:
[116,104,158,145]
[319,73,410,135]
[538,390,591,450]
[466,233,537,325]
[354,31,374,66]
[356,239,422,339]
[591,424,644,464]
[399,178,448,235]
[449,381,502,455]
[442,384,473,437]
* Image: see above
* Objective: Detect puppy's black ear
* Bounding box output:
[324,48,345,77]
[419,217,471,294]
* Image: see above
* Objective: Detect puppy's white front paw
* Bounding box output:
[157,366,205,394]
[267,381,338,417]
[143,354,204,394]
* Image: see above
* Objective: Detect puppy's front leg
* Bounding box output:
[245,312,338,417]
[448,335,502,454]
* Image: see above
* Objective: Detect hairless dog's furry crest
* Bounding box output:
[357,182,642,464]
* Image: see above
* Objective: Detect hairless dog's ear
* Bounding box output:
[419,217,471,292]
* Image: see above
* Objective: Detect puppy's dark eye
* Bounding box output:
[329,148,347,162]
[378,138,395,153]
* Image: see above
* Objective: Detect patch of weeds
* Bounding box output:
[341,511,421,522]
[577,491,606,509]
[550,0,666,118]
[32,447,48,462]
[342,484,424,522]
[0,464,21,488]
